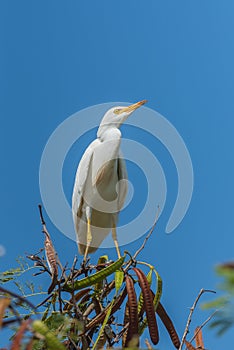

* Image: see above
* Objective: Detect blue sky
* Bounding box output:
[1,1,234,348]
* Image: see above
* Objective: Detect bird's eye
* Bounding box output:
[113,108,122,115]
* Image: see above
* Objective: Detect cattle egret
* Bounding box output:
[72,100,147,262]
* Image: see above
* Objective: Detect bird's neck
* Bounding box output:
[97,126,121,142]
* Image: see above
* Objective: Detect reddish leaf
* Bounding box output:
[10,319,31,350]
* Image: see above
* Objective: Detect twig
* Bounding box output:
[189,310,218,344]
[2,318,19,327]
[132,205,160,261]
[8,304,21,324]
[57,257,67,280]
[36,294,53,309]
[57,283,63,313]
[38,204,46,226]
[71,255,78,277]
[179,289,216,350]
[123,206,160,273]
[83,302,95,317]
[145,338,153,349]
[0,286,36,310]
[67,335,78,349]
[112,322,129,344]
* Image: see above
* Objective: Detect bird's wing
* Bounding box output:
[117,156,128,211]
[72,139,100,221]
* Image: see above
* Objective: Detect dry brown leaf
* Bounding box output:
[0,298,10,328]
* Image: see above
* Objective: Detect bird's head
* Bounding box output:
[97,100,147,138]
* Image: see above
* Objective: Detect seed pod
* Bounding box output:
[138,268,153,315]
[115,269,124,293]
[124,275,139,347]
[152,268,162,311]
[95,255,109,291]
[156,301,180,349]
[139,268,162,335]
[122,301,130,347]
[111,286,127,314]
[63,255,125,292]
[43,231,58,294]
[133,268,159,345]
[184,340,196,350]
[195,327,204,349]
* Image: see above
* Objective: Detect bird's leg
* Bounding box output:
[112,224,121,259]
[83,207,92,264]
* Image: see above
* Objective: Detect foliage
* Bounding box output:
[0,209,182,349]
[202,263,234,335]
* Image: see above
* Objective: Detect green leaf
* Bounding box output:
[45,312,66,332]
[13,281,25,295]
[201,296,228,310]
[42,305,51,322]
[2,268,22,276]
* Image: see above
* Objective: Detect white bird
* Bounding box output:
[72,100,147,261]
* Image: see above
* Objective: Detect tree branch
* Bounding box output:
[132,205,160,261]
[179,289,216,350]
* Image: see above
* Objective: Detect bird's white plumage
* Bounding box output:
[72,100,146,256]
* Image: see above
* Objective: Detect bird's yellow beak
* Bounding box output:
[121,99,147,114]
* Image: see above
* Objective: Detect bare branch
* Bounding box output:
[36,294,53,309]
[179,289,216,350]
[132,206,160,261]
[189,310,218,344]
[38,204,46,226]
